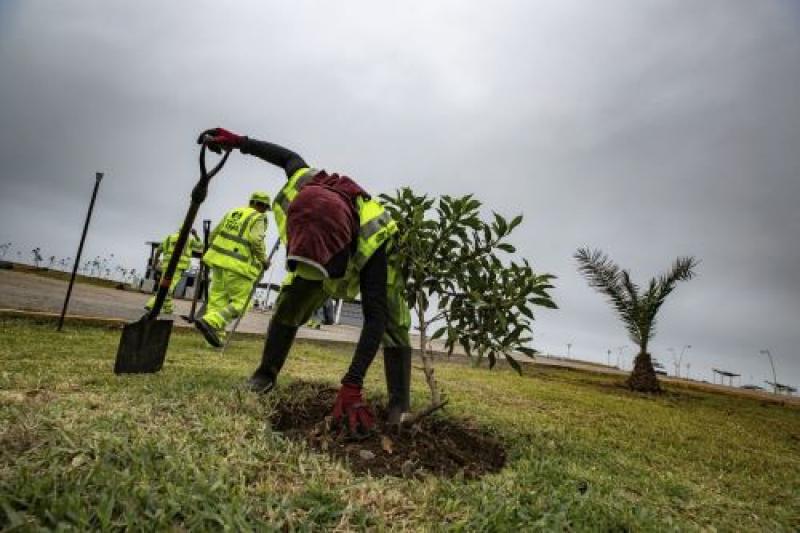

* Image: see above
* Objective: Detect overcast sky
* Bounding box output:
[1,1,798,388]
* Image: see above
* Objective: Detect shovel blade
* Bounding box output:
[114,318,173,374]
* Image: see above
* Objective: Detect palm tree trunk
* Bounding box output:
[626,352,662,393]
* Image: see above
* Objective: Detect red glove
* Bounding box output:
[332,383,375,438]
[197,127,245,154]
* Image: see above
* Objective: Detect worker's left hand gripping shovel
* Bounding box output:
[114,142,230,374]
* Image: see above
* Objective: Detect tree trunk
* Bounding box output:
[626,352,662,393]
[416,298,441,405]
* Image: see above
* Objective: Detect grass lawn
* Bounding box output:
[5,264,124,290]
[1,316,798,531]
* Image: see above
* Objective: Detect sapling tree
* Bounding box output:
[0,242,11,259]
[381,187,556,407]
[574,247,698,392]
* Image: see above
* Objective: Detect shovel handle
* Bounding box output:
[147,143,231,319]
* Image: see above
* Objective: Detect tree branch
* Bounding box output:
[399,400,449,426]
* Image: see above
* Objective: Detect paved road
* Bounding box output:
[0,269,362,343]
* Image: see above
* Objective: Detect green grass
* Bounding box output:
[7,264,124,290]
[1,316,798,531]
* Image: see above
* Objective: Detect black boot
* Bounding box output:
[246,321,298,393]
[383,346,412,424]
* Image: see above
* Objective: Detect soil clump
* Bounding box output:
[270,381,506,479]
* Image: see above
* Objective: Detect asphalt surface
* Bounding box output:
[0,269,362,343]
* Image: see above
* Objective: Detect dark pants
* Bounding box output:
[271,275,411,348]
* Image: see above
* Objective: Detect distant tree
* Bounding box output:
[0,242,11,259]
[31,248,43,268]
[47,255,56,269]
[574,248,698,393]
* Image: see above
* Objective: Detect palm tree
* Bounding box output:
[574,247,698,392]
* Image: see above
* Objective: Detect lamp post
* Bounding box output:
[667,347,677,377]
[617,345,628,369]
[760,349,778,394]
[678,345,692,379]
[607,349,612,367]
[566,343,572,359]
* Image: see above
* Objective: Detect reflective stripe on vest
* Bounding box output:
[162,232,192,270]
[203,206,264,279]
[350,198,397,271]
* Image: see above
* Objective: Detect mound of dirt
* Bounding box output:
[271,381,506,479]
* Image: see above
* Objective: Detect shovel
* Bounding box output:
[219,239,281,356]
[114,142,230,374]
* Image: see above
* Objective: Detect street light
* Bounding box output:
[567,343,572,358]
[667,347,678,376]
[617,345,628,369]
[760,349,778,394]
[678,345,692,378]
[607,349,612,367]
[668,345,691,378]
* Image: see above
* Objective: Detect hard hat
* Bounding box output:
[249,191,271,206]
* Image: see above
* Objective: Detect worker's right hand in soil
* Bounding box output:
[332,383,375,438]
[197,127,244,154]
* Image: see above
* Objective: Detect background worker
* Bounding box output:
[145,229,202,315]
[198,127,413,436]
[194,192,271,347]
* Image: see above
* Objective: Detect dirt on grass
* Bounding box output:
[270,381,506,479]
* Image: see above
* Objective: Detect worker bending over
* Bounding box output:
[145,229,202,315]
[198,127,413,436]
[194,192,271,347]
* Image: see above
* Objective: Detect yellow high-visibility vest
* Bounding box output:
[273,167,398,298]
[202,206,265,280]
[160,232,196,271]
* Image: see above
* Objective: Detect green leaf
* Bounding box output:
[493,212,508,235]
[518,346,537,358]
[506,354,523,375]
[430,326,447,340]
[529,297,558,309]
[497,243,516,254]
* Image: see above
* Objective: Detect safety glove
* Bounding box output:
[332,383,375,439]
[197,127,245,154]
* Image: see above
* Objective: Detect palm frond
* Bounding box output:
[651,256,699,315]
[575,247,635,329]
